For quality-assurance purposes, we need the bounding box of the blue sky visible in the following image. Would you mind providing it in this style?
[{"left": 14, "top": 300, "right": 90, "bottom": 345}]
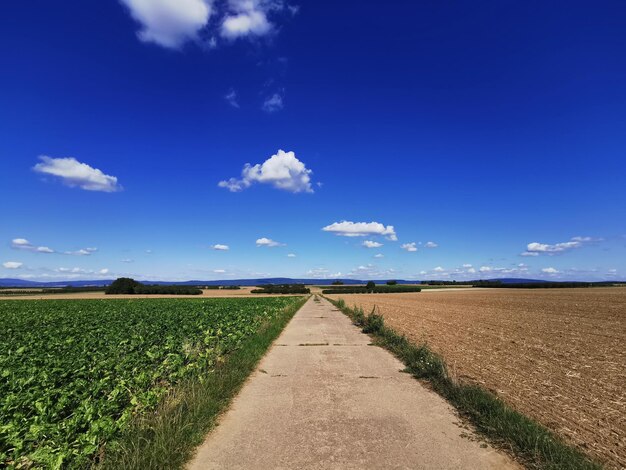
[{"left": 1, "top": 0, "right": 625, "bottom": 282}]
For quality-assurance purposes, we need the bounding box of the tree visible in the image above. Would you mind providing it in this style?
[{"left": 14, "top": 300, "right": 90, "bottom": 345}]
[
  {"left": 366, "top": 281, "right": 376, "bottom": 290},
  {"left": 331, "top": 280, "right": 344, "bottom": 285},
  {"left": 105, "top": 277, "right": 140, "bottom": 294},
  {"left": 386, "top": 280, "right": 397, "bottom": 285}
]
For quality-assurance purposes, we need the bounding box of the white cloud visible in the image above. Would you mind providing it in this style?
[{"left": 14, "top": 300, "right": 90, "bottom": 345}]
[
  {"left": 121, "top": 259, "right": 134, "bottom": 263},
  {"left": 479, "top": 266, "right": 492, "bottom": 273},
  {"left": 424, "top": 241, "right": 438, "bottom": 248},
  {"left": 213, "top": 269, "right": 226, "bottom": 273},
  {"left": 401, "top": 242, "right": 417, "bottom": 252},
  {"left": 212, "top": 244, "right": 230, "bottom": 251},
  {"left": 99, "top": 268, "right": 110, "bottom": 275},
  {"left": 3, "top": 261, "right": 22, "bottom": 269},
  {"left": 362, "top": 240, "right": 383, "bottom": 249},
  {"left": 467, "top": 267, "right": 476, "bottom": 274},
  {"left": 224, "top": 89, "right": 240, "bottom": 108},
  {"left": 262, "top": 93, "right": 284, "bottom": 112},
  {"left": 64, "top": 248, "right": 97, "bottom": 256},
  {"left": 219, "top": 149, "right": 314, "bottom": 193},
  {"left": 462, "top": 263, "right": 473, "bottom": 268},
  {"left": 542, "top": 267, "right": 559, "bottom": 274},
  {"left": 33, "top": 156, "right": 121, "bottom": 192},
  {"left": 287, "top": 253, "right": 296, "bottom": 257},
  {"left": 256, "top": 237, "right": 284, "bottom": 247},
  {"left": 374, "top": 253, "right": 384, "bottom": 258},
  {"left": 433, "top": 266, "right": 445, "bottom": 272},
  {"left": 523, "top": 236, "right": 600, "bottom": 256},
  {"left": 222, "top": 10, "right": 270, "bottom": 38},
  {"left": 11, "top": 238, "right": 55, "bottom": 254},
  {"left": 221, "top": 0, "right": 279, "bottom": 39},
  {"left": 120, "top": 0, "right": 213, "bottom": 49},
  {"left": 322, "top": 221, "right": 397, "bottom": 240}
]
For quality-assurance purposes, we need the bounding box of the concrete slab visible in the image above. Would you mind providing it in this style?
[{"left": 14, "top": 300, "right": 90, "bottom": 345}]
[{"left": 187, "top": 297, "right": 518, "bottom": 469}]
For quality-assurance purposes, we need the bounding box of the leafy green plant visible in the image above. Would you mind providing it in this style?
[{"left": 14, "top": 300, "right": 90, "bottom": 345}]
[{"left": 0, "top": 297, "right": 303, "bottom": 468}]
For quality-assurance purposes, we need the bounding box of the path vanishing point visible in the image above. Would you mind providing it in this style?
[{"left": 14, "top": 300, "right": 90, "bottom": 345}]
[{"left": 188, "top": 296, "right": 518, "bottom": 469}]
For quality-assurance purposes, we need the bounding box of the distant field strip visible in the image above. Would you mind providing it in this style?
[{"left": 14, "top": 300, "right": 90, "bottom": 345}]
[
  {"left": 0, "top": 297, "right": 304, "bottom": 468},
  {"left": 326, "top": 288, "right": 626, "bottom": 468}
]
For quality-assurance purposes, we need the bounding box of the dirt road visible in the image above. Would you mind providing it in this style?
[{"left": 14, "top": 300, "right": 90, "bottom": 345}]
[{"left": 187, "top": 296, "right": 516, "bottom": 469}]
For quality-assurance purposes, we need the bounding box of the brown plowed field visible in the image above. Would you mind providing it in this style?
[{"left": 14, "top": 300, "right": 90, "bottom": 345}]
[{"left": 326, "top": 288, "right": 626, "bottom": 468}]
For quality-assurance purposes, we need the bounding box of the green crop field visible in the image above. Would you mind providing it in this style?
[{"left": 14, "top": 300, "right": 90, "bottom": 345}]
[{"left": 0, "top": 297, "right": 304, "bottom": 468}]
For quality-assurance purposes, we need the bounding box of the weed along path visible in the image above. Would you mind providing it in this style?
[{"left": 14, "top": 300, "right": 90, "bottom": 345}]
[{"left": 187, "top": 297, "right": 517, "bottom": 469}]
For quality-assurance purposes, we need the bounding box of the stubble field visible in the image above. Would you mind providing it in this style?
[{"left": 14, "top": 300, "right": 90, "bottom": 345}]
[{"left": 326, "top": 287, "right": 626, "bottom": 468}]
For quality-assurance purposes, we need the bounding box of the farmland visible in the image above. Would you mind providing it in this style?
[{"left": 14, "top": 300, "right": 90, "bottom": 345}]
[
  {"left": 0, "top": 296, "right": 305, "bottom": 468},
  {"left": 325, "top": 287, "right": 626, "bottom": 468}
]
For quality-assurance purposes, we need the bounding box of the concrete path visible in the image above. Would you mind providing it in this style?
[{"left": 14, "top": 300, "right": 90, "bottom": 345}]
[{"left": 188, "top": 297, "right": 517, "bottom": 469}]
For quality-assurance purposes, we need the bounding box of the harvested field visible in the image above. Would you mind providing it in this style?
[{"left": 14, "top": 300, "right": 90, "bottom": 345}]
[{"left": 326, "top": 287, "right": 626, "bottom": 468}]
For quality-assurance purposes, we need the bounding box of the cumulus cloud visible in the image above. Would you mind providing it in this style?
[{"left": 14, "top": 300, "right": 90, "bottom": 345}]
[
  {"left": 11, "top": 238, "right": 55, "bottom": 254},
  {"left": 224, "top": 89, "right": 239, "bottom": 108},
  {"left": 219, "top": 149, "right": 314, "bottom": 193},
  {"left": 33, "top": 156, "right": 121, "bottom": 192},
  {"left": 467, "top": 267, "right": 476, "bottom": 274},
  {"left": 220, "top": 0, "right": 283, "bottom": 39},
  {"left": 401, "top": 242, "right": 417, "bottom": 252},
  {"left": 3, "top": 261, "right": 22, "bottom": 269},
  {"left": 433, "top": 266, "right": 445, "bottom": 272},
  {"left": 99, "top": 268, "right": 110, "bottom": 275},
  {"left": 479, "top": 266, "right": 492, "bottom": 273},
  {"left": 256, "top": 237, "right": 284, "bottom": 247},
  {"left": 120, "top": 0, "right": 213, "bottom": 49},
  {"left": 212, "top": 244, "right": 230, "bottom": 251},
  {"left": 213, "top": 269, "right": 226, "bottom": 273},
  {"left": 262, "top": 93, "right": 284, "bottom": 112},
  {"left": 374, "top": 253, "right": 384, "bottom": 258},
  {"left": 287, "top": 253, "right": 296, "bottom": 257},
  {"left": 541, "top": 267, "right": 559, "bottom": 274},
  {"left": 521, "top": 236, "right": 600, "bottom": 256},
  {"left": 322, "top": 221, "right": 397, "bottom": 240},
  {"left": 362, "top": 240, "right": 383, "bottom": 249},
  {"left": 424, "top": 241, "right": 438, "bottom": 248},
  {"left": 462, "top": 263, "right": 473, "bottom": 268},
  {"left": 222, "top": 10, "right": 270, "bottom": 38}
]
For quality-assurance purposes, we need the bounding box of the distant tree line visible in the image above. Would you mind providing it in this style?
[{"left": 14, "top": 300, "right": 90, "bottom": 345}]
[
  {"left": 421, "top": 280, "right": 467, "bottom": 285},
  {"left": 472, "top": 280, "right": 618, "bottom": 289},
  {"left": 251, "top": 284, "right": 310, "bottom": 294},
  {"left": 323, "top": 282, "right": 421, "bottom": 294},
  {"left": 105, "top": 278, "right": 202, "bottom": 295},
  {"left": 42, "top": 286, "right": 107, "bottom": 293},
  {"left": 201, "top": 285, "right": 241, "bottom": 290}
]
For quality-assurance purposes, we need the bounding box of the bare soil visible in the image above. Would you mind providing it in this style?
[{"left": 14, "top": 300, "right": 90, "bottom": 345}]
[{"left": 326, "top": 287, "right": 626, "bottom": 468}]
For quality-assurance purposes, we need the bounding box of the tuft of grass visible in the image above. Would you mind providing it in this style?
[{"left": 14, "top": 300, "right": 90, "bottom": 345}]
[
  {"left": 325, "top": 297, "right": 602, "bottom": 470},
  {"left": 99, "top": 297, "right": 308, "bottom": 470}
]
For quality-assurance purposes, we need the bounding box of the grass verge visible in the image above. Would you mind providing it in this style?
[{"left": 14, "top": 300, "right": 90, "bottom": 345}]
[
  {"left": 325, "top": 297, "right": 602, "bottom": 470},
  {"left": 99, "top": 296, "right": 308, "bottom": 469}
]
